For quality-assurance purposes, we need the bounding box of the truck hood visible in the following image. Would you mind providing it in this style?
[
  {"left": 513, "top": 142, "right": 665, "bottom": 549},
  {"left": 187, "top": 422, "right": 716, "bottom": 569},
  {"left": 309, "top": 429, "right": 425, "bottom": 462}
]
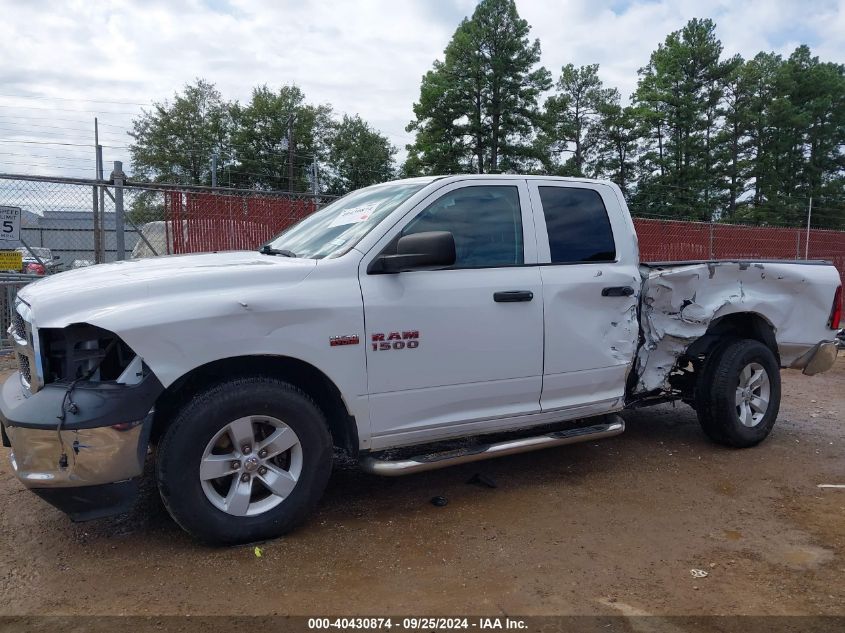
[{"left": 18, "top": 251, "right": 317, "bottom": 328}]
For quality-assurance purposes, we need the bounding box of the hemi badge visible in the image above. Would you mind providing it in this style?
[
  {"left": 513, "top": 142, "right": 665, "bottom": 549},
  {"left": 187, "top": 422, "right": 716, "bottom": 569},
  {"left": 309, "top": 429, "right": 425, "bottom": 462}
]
[{"left": 329, "top": 335, "right": 360, "bottom": 347}]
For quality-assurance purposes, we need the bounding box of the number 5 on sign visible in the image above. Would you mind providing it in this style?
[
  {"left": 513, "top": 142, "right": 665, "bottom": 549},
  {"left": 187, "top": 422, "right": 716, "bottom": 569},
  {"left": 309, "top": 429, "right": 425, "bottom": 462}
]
[{"left": 0, "top": 206, "right": 20, "bottom": 241}]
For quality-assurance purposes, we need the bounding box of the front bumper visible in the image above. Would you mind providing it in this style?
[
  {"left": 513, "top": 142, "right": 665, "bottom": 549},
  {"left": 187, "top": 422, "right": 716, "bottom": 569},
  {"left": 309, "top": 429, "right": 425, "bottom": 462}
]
[{"left": 0, "top": 370, "right": 163, "bottom": 520}]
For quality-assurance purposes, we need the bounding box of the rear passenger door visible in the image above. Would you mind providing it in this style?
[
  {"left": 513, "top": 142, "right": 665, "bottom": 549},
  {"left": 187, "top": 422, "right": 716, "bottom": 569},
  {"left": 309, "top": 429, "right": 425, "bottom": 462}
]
[{"left": 527, "top": 181, "right": 640, "bottom": 413}]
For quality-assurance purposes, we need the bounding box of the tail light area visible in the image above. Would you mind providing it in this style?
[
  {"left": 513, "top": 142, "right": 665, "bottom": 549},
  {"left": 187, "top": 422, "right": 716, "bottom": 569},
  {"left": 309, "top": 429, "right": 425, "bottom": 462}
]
[{"left": 829, "top": 285, "right": 842, "bottom": 330}]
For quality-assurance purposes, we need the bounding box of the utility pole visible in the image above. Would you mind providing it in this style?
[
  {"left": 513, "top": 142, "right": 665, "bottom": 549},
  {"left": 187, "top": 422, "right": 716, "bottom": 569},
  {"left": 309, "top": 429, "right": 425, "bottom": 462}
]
[
  {"left": 92, "top": 118, "right": 101, "bottom": 264},
  {"left": 211, "top": 152, "right": 218, "bottom": 188},
  {"left": 97, "top": 144, "right": 105, "bottom": 263},
  {"left": 287, "top": 115, "right": 295, "bottom": 193},
  {"left": 111, "top": 161, "right": 126, "bottom": 261},
  {"left": 805, "top": 196, "right": 813, "bottom": 260},
  {"left": 312, "top": 156, "right": 319, "bottom": 196}
]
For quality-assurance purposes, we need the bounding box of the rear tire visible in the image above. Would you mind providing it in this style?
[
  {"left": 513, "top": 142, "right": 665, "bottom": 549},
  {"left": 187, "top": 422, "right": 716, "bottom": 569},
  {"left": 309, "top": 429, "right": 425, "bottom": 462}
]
[
  {"left": 156, "top": 376, "right": 333, "bottom": 545},
  {"left": 695, "top": 338, "right": 781, "bottom": 448}
]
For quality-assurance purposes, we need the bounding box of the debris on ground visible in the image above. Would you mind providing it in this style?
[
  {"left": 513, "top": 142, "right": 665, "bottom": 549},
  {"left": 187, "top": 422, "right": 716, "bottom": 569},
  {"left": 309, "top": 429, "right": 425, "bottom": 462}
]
[
  {"left": 430, "top": 496, "right": 449, "bottom": 507},
  {"left": 817, "top": 484, "right": 845, "bottom": 489},
  {"left": 690, "top": 569, "right": 709, "bottom": 578}
]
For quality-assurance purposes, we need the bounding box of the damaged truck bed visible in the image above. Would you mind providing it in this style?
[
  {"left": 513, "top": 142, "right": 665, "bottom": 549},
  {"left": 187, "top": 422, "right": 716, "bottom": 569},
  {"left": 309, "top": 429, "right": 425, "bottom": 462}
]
[{"left": 634, "top": 259, "right": 841, "bottom": 396}]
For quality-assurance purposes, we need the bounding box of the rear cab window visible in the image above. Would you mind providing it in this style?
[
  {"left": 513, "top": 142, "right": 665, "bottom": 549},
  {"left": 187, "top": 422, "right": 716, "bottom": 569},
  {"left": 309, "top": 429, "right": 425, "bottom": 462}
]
[{"left": 536, "top": 186, "right": 616, "bottom": 264}]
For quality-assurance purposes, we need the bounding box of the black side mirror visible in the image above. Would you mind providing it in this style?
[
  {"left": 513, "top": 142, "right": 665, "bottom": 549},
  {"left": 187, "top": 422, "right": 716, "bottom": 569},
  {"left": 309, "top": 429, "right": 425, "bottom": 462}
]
[{"left": 372, "top": 231, "right": 456, "bottom": 273}]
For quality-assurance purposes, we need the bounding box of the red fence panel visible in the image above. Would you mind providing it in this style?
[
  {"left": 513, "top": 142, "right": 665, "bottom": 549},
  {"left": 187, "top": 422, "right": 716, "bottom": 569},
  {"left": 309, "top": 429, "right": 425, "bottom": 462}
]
[
  {"left": 161, "top": 192, "right": 845, "bottom": 288},
  {"left": 712, "top": 223, "right": 802, "bottom": 260},
  {"left": 164, "top": 191, "right": 318, "bottom": 255},
  {"left": 632, "top": 218, "right": 711, "bottom": 261},
  {"left": 807, "top": 228, "right": 845, "bottom": 288},
  {"left": 634, "top": 217, "right": 845, "bottom": 287}
]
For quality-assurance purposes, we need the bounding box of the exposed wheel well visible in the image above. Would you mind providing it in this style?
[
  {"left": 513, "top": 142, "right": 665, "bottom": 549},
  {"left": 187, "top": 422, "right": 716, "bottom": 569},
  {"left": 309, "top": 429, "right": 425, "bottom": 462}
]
[
  {"left": 669, "top": 312, "right": 779, "bottom": 404},
  {"left": 150, "top": 356, "right": 358, "bottom": 456},
  {"left": 684, "top": 312, "right": 779, "bottom": 363}
]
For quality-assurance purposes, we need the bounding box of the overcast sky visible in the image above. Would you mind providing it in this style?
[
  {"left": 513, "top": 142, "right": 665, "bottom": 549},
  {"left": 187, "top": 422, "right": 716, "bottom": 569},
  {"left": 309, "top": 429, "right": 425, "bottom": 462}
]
[{"left": 1, "top": 0, "right": 844, "bottom": 178}]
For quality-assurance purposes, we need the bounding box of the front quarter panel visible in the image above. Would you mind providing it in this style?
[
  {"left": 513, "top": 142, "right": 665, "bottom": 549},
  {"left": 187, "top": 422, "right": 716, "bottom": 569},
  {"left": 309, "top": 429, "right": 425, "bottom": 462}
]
[{"left": 47, "top": 256, "right": 372, "bottom": 447}]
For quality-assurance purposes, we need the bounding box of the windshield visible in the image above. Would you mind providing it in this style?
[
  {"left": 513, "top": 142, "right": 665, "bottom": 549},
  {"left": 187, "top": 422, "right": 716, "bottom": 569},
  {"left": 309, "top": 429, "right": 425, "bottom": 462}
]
[{"left": 263, "top": 182, "right": 426, "bottom": 259}]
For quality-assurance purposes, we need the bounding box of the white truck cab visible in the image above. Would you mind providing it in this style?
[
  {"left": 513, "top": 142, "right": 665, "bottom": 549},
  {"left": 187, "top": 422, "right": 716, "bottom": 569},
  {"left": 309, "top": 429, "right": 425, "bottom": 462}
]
[{"left": 2, "top": 175, "right": 840, "bottom": 544}]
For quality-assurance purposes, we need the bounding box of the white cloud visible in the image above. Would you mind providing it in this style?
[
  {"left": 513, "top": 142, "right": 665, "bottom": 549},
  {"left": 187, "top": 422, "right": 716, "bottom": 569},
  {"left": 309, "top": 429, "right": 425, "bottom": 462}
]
[{"left": 0, "top": 0, "right": 842, "bottom": 177}]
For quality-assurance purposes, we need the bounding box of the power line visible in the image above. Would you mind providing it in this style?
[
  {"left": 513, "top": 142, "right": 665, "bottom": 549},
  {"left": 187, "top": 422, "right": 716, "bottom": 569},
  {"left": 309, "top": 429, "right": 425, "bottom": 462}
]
[
  {"left": 0, "top": 103, "right": 140, "bottom": 116},
  {"left": 0, "top": 93, "right": 152, "bottom": 106},
  {"left": 0, "top": 138, "right": 127, "bottom": 149},
  {"left": 0, "top": 113, "right": 131, "bottom": 129},
  {"left": 0, "top": 150, "right": 92, "bottom": 162}
]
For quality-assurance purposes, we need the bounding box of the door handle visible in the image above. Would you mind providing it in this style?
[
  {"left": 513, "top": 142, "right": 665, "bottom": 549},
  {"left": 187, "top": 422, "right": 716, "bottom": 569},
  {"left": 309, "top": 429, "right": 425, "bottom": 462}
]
[
  {"left": 601, "top": 286, "right": 635, "bottom": 297},
  {"left": 494, "top": 290, "right": 534, "bottom": 303}
]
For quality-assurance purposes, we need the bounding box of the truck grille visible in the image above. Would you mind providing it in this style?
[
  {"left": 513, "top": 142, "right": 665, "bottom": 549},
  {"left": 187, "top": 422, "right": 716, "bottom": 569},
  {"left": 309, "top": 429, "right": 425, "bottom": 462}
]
[
  {"left": 17, "top": 351, "right": 30, "bottom": 385},
  {"left": 9, "top": 301, "right": 38, "bottom": 392},
  {"left": 12, "top": 311, "right": 25, "bottom": 339}
]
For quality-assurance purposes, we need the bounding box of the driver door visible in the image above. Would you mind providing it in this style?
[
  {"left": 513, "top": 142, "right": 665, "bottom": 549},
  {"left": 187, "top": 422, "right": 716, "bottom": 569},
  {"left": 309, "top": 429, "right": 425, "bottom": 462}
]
[{"left": 358, "top": 179, "right": 544, "bottom": 448}]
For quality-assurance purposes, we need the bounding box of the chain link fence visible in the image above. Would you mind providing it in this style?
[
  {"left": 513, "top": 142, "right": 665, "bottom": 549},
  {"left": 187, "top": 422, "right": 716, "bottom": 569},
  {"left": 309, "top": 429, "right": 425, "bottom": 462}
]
[
  {"left": 0, "top": 173, "right": 337, "bottom": 262},
  {"left": 0, "top": 174, "right": 139, "bottom": 269}
]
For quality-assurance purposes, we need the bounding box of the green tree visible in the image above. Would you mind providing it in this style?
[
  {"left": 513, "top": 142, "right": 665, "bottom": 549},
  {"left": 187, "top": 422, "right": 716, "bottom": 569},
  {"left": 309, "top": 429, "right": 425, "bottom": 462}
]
[
  {"left": 324, "top": 114, "right": 396, "bottom": 195},
  {"left": 767, "top": 47, "right": 845, "bottom": 226},
  {"left": 743, "top": 52, "right": 783, "bottom": 213},
  {"left": 129, "top": 79, "right": 232, "bottom": 185},
  {"left": 713, "top": 56, "right": 755, "bottom": 218},
  {"left": 406, "top": 0, "right": 551, "bottom": 174},
  {"left": 731, "top": 47, "right": 845, "bottom": 227},
  {"left": 538, "top": 64, "right": 618, "bottom": 176},
  {"left": 593, "top": 102, "right": 639, "bottom": 196},
  {"left": 631, "top": 18, "right": 736, "bottom": 219},
  {"left": 230, "top": 85, "right": 333, "bottom": 191},
  {"left": 403, "top": 60, "right": 468, "bottom": 176}
]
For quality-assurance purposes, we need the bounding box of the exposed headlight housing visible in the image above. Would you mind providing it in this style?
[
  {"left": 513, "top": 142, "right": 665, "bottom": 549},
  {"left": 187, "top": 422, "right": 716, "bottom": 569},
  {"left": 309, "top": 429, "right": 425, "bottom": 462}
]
[{"left": 39, "top": 324, "right": 138, "bottom": 384}]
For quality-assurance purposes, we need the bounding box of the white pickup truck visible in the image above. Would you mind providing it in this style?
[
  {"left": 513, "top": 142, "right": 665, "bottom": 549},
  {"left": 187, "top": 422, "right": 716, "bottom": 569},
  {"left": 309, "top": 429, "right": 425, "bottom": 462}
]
[{"left": 2, "top": 175, "right": 841, "bottom": 544}]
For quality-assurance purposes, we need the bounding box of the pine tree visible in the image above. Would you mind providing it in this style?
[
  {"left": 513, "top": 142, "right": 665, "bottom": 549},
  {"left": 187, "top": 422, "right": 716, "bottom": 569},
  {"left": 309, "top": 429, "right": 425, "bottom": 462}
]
[
  {"left": 538, "top": 64, "right": 619, "bottom": 176},
  {"left": 405, "top": 0, "right": 550, "bottom": 174},
  {"left": 631, "top": 18, "right": 735, "bottom": 219}
]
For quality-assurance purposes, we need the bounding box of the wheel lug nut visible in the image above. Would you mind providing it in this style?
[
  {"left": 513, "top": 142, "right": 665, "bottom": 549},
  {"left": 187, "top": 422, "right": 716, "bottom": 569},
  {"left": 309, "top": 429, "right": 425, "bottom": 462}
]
[
  {"left": 258, "top": 449, "right": 268, "bottom": 458},
  {"left": 231, "top": 460, "right": 240, "bottom": 469},
  {"left": 242, "top": 445, "right": 252, "bottom": 455},
  {"left": 258, "top": 466, "right": 267, "bottom": 475},
  {"left": 241, "top": 473, "right": 250, "bottom": 482}
]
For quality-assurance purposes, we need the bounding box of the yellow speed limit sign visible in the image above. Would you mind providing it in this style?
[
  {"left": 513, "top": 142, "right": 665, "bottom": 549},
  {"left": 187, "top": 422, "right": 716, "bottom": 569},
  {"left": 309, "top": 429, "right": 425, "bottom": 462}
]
[{"left": 0, "top": 250, "right": 22, "bottom": 271}]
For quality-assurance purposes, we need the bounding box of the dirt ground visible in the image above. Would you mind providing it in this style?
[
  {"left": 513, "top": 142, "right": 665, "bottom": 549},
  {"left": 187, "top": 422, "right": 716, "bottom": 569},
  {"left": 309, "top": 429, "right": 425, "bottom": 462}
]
[{"left": 0, "top": 359, "right": 842, "bottom": 618}]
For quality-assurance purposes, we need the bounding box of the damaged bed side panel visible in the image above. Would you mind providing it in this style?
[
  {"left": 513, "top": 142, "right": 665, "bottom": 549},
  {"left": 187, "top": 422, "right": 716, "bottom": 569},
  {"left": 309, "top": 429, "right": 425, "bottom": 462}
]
[{"left": 633, "top": 260, "right": 841, "bottom": 394}]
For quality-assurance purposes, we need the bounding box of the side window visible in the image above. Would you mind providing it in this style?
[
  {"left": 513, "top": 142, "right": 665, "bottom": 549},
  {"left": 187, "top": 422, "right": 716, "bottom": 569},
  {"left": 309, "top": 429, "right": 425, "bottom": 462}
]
[
  {"left": 538, "top": 187, "right": 616, "bottom": 263},
  {"left": 402, "top": 185, "right": 523, "bottom": 268}
]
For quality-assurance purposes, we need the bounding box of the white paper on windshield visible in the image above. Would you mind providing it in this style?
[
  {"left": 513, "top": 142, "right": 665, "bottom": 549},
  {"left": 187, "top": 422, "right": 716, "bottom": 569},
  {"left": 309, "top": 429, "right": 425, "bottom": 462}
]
[{"left": 329, "top": 202, "right": 380, "bottom": 228}]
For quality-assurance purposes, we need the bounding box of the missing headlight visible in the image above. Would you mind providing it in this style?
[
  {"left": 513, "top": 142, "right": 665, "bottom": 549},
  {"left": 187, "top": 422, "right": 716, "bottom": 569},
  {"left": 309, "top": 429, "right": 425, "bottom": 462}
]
[{"left": 40, "top": 324, "right": 137, "bottom": 384}]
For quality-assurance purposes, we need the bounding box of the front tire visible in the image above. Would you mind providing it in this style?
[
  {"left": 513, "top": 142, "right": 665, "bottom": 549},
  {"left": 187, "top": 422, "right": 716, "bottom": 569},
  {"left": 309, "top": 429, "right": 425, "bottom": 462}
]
[
  {"left": 156, "top": 377, "right": 333, "bottom": 544},
  {"left": 695, "top": 338, "right": 781, "bottom": 448}
]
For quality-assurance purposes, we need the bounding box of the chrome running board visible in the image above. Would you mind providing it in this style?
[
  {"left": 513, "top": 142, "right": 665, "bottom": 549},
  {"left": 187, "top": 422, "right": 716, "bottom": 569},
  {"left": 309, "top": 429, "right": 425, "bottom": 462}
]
[{"left": 360, "top": 416, "right": 625, "bottom": 477}]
